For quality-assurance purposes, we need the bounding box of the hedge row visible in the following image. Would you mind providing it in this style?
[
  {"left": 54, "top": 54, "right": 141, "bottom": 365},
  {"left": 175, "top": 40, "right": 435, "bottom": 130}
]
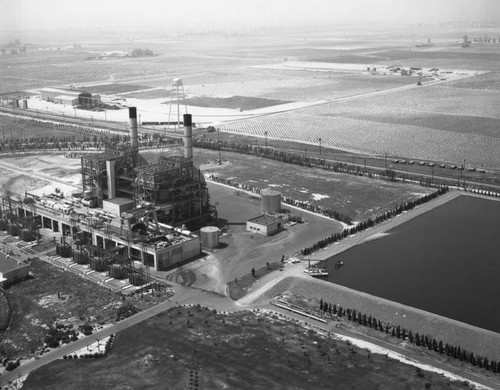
[{"left": 319, "top": 299, "right": 500, "bottom": 373}]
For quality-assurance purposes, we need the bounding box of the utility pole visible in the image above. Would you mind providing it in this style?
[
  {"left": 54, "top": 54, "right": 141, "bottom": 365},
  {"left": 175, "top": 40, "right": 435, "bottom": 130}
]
[
  {"left": 264, "top": 131, "right": 268, "bottom": 150},
  {"left": 217, "top": 128, "right": 221, "bottom": 165},
  {"left": 318, "top": 138, "right": 322, "bottom": 155}
]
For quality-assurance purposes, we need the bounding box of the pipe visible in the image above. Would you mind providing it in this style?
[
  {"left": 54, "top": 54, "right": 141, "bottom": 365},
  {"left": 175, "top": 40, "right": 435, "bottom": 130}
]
[
  {"left": 129, "top": 107, "right": 138, "bottom": 150},
  {"left": 183, "top": 113, "right": 193, "bottom": 159}
]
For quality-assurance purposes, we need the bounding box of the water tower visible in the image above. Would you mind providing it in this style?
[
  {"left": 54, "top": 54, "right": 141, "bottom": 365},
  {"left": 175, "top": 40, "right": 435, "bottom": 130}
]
[{"left": 168, "top": 78, "right": 188, "bottom": 132}]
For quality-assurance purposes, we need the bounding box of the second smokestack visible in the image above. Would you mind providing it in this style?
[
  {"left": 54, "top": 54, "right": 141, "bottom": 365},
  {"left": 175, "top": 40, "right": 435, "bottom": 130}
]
[
  {"left": 183, "top": 113, "right": 193, "bottom": 160},
  {"left": 129, "top": 107, "right": 138, "bottom": 150}
]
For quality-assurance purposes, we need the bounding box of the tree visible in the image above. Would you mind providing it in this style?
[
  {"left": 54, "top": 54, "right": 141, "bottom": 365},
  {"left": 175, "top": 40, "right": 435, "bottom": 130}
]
[
  {"left": 319, "top": 298, "right": 324, "bottom": 311},
  {"left": 251, "top": 267, "right": 256, "bottom": 277}
]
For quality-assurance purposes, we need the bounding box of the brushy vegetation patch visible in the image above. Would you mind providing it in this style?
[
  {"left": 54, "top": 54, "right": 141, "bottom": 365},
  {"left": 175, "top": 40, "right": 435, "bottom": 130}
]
[
  {"left": 23, "top": 306, "right": 472, "bottom": 390},
  {"left": 0, "top": 258, "right": 119, "bottom": 359},
  {"left": 0, "top": 258, "right": 170, "bottom": 360}
]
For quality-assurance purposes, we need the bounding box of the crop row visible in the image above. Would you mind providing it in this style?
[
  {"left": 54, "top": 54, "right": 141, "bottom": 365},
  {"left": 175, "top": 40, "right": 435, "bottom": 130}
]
[{"left": 221, "top": 112, "right": 500, "bottom": 168}]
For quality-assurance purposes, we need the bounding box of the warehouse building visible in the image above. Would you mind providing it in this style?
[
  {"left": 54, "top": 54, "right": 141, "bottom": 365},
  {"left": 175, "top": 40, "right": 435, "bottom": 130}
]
[{"left": 40, "top": 87, "right": 97, "bottom": 106}]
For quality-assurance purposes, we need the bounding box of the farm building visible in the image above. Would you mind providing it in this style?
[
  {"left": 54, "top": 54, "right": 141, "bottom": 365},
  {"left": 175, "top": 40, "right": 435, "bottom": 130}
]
[
  {"left": 247, "top": 214, "right": 283, "bottom": 236},
  {"left": 40, "top": 87, "right": 98, "bottom": 106},
  {"left": 0, "top": 254, "right": 28, "bottom": 287}
]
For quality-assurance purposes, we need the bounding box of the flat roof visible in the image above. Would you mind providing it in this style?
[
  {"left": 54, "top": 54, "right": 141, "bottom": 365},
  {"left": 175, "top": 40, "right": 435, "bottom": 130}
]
[
  {"left": 0, "top": 254, "right": 28, "bottom": 274},
  {"left": 248, "top": 214, "right": 282, "bottom": 226},
  {"left": 41, "top": 87, "right": 86, "bottom": 94},
  {"left": 104, "top": 197, "right": 135, "bottom": 206},
  {"left": 54, "top": 95, "right": 79, "bottom": 101}
]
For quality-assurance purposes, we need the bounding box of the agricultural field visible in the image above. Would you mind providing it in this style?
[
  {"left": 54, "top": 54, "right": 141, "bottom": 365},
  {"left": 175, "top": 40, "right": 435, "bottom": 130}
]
[
  {"left": 23, "top": 306, "right": 472, "bottom": 390},
  {"left": 445, "top": 71, "right": 500, "bottom": 91},
  {"left": 2, "top": 25, "right": 500, "bottom": 173},
  {"left": 79, "top": 84, "right": 151, "bottom": 95},
  {"left": 219, "top": 109, "right": 500, "bottom": 169}
]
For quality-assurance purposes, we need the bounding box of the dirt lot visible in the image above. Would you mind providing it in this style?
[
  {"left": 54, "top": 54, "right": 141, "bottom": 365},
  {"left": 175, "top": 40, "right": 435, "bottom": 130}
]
[
  {"left": 23, "top": 306, "right": 472, "bottom": 390},
  {"left": 196, "top": 149, "right": 433, "bottom": 222}
]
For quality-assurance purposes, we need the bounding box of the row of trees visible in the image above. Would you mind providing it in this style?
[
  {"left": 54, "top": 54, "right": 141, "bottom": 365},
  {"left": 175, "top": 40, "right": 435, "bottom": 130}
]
[
  {"left": 301, "top": 187, "right": 449, "bottom": 256},
  {"left": 0, "top": 117, "right": 182, "bottom": 153},
  {"left": 194, "top": 137, "right": 500, "bottom": 196},
  {"left": 319, "top": 299, "right": 500, "bottom": 373}
]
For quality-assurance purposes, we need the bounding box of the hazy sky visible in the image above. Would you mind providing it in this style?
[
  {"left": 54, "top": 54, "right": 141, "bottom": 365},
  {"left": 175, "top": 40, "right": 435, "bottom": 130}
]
[{"left": 1, "top": 0, "right": 499, "bottom": 32}]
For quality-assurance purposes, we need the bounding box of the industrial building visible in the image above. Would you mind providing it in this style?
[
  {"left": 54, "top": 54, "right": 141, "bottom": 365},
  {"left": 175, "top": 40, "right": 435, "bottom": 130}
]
[
  {"left": 246, "top": 189, "right": 284, "bottom": 236},
  {"left": 1, "top": 109, "right": 216, "bottom": 275},
  {"left": 246, "top": 214, "right": 283, "bottom": 236},
  {"left": 0, "top": 254, "right": 29, "bottom": 287},
  {"left": 40, "top": 87, "right": 98, "bottom": 106}
]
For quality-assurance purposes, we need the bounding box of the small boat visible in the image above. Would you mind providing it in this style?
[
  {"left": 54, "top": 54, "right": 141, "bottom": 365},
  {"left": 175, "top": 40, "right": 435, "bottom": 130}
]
[
  {"left": 303, "top": 267, "right": 328, "bottom": 277},
  {"left": 335, "top": 260, "right": 344, "bottom": 268}
]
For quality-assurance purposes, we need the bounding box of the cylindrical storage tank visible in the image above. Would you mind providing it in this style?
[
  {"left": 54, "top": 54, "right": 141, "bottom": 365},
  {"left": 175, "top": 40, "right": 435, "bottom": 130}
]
[
  {"left": 108, "top": 264, "right": 128, "bottom": 279},
  {"left": 90, "top": 258, "right": 107, "bottom": 272},
  {"left": 56, "top": 244, "right": 72, "bottom": 258},
  {"left": 200, "top": 226, "right": 220, "bottom": 249},
  {"left": 261, "top": 189, "right": 281, "bottom": 214},
  {"left": 73, "top": 250, "right": 89, "bottom": 264},
  {"left": 7, "top": 224, "right": 20, "bottom": 237},
  {"left": 20, "top": 228, "right": 35, "bottom": 242}
]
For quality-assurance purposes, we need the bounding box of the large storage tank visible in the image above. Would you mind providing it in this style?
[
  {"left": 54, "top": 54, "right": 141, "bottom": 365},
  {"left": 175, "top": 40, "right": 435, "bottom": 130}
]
[
  {"left": 261, "top": 189, "right": 281, "bottom": 214},
  {"left": 200, "top": 226, "right": 220, "bottom": 249}
]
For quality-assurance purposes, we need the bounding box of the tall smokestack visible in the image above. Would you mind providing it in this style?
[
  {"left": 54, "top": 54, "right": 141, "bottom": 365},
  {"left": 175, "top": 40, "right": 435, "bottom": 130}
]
[
  {"left": 129, "top": 107, "right": 138, "bottom": 150},
  {"left": 183, "top": 113, "right": 193, "bottom": 160}
]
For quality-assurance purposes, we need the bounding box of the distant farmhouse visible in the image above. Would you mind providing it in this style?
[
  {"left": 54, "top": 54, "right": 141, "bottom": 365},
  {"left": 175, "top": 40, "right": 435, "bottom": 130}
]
[
  {"left": 40, "top": 87, "right": 99, "bottom": 107},
  {"left": 0, "top": 254, "right": 28, "bottom": 287}
]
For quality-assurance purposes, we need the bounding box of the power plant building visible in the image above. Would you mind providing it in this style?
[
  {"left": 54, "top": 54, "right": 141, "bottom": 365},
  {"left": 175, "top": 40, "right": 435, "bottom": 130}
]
[{"left": 2, "top": 109, "right": 216, "bottom": 273}]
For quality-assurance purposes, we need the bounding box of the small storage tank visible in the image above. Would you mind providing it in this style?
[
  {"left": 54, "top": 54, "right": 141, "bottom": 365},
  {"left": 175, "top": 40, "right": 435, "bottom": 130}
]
[
  {"left": 261, "top": 189, "right": 281, "bottom": 214},
  {"left": 200, "top": 226, "right": 220, "bottom": 249}
]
